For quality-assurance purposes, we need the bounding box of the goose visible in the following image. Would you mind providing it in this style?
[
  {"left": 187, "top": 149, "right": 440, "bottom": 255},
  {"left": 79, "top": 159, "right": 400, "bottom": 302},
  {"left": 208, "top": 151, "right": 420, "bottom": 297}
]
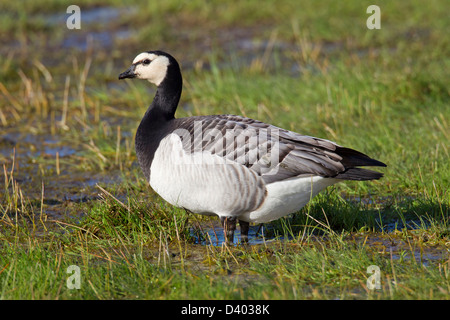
[{"left": 118, "top": 50, "right": 386, "bottom": 244}]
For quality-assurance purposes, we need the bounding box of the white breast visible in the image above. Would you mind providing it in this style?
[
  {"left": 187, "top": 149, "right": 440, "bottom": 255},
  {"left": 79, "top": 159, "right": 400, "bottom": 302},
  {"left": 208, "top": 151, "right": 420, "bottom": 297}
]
[{"left": 149, "top": 134, "right": 267, "bottom": 217}]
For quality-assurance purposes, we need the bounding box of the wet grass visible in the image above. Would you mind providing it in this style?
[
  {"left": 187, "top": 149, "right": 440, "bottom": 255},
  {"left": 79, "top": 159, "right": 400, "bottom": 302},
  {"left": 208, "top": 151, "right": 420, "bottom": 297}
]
[{"left": 1, "top": 0, "right": 449, "bottom": 301}]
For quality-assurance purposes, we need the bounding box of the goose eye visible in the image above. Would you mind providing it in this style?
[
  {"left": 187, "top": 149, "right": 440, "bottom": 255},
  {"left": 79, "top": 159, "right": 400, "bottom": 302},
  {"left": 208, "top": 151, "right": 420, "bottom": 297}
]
[{"left": 143, "top": 59, "right": 151, "bottom": 65}]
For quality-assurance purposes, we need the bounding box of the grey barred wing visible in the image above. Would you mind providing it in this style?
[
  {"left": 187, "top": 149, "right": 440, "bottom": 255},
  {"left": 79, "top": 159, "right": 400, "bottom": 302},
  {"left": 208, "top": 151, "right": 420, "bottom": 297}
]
[{"left": 171, "top": 114, "right": 367, "bottom": 183}]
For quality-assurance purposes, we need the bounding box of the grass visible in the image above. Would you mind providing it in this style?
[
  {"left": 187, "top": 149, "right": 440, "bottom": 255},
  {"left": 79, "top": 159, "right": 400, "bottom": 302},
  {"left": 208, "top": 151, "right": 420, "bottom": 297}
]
[
  {"left": 1, "top": 200, "right": 449, "bottom": 299},
  {"left": 0, "top": 0, "right": 449, "bottom": 302}
]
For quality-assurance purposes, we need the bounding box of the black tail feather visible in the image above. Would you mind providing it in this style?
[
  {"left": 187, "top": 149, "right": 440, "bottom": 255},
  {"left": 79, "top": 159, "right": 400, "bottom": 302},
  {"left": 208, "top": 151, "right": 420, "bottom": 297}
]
[
  {"left": 334, "top": 168, "right": 384, "bottom": 181},
  {"left": 336, "top": 147, "right": 387, "bottom": 168}
]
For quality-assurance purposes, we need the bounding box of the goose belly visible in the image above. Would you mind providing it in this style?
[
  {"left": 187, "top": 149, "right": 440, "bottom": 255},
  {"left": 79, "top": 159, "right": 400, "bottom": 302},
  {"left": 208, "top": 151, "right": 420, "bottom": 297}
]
[{"left": 241, "top": 176, "right": 338, "bottom": 223}]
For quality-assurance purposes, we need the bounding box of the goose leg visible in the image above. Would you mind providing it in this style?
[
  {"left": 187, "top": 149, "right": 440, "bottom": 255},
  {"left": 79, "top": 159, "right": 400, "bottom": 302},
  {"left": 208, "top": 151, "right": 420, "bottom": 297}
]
[
  {"left": 239, "top": 220, "right": 249, "bottom": 244},
  {"left": 220, "top": 216, "right": 236, "bottom": 245}
]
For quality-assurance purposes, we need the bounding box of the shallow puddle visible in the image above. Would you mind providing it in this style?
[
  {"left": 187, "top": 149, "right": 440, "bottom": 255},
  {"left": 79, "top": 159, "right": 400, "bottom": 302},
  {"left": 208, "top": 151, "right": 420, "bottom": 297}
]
[
  {"left": 191, "top": 224, "right": 279, "bottom": 246},
  {"left": 355, "top": 234, "right": 449, "bottom": 265}
]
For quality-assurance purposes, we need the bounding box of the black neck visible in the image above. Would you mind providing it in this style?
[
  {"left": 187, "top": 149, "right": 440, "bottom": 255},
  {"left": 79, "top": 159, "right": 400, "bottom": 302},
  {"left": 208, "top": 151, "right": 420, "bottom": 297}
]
[
  {"left": 135, "top": 58, "right": 183, "bottom": 180},
  {"left": 146, "top": 82, "right": 182, "bottom": 121}
]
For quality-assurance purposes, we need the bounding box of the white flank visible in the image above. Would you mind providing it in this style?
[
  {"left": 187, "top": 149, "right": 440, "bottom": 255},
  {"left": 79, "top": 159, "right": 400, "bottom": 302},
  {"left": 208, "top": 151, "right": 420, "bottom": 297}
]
[
  {"left": 150, "top": 134, "right": 339, "bottom": 223},
  {"left": 241, "top": 176, "right": 338, "bottom": 223}
]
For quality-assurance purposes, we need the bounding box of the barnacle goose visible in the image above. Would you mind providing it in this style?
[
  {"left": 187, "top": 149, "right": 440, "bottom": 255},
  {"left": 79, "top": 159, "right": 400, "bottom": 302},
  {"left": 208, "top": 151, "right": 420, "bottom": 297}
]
[{"left": 119, "top": 50, "right": 386, "bottom": 244}]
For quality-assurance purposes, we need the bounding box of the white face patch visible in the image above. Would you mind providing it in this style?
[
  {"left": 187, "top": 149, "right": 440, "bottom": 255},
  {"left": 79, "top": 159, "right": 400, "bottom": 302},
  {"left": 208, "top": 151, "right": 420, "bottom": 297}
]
[{"left": 132, "top": 52, "right": 170, "bottom": 86}]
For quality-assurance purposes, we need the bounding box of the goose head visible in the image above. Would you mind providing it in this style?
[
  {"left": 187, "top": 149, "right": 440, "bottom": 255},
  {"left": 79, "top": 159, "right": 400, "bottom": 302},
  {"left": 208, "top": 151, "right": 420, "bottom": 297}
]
[{"left": 119, "top": 51, "right": 174, "bottom": 86}]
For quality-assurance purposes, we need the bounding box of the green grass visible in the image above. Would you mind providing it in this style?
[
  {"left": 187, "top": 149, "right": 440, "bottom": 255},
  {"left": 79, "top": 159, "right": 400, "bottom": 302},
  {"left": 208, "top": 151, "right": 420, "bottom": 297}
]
[
  {"left": 1, "top": 205, "right": 449, "bottom": 299},
  {"left": 1, "top": 0, "right": 449, "bottom": 301}
]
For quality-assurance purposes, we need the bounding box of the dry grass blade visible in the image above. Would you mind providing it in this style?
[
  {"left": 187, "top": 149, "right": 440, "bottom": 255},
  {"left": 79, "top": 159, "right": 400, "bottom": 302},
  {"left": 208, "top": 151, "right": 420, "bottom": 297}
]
[
  {"left": 95, "top": 184, "right": 129, "bottom": 211},
  {"left": 0, "top": 82, "right": 23, "bottom": 113}
]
